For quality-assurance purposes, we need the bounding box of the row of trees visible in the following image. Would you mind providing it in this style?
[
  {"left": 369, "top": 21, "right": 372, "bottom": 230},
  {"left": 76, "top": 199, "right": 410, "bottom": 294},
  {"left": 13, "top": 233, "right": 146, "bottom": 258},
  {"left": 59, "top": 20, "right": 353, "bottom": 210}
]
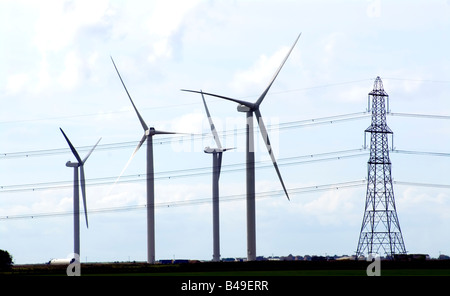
[{"left": 0, "top": 250, "right": 13, "bottom": 271}]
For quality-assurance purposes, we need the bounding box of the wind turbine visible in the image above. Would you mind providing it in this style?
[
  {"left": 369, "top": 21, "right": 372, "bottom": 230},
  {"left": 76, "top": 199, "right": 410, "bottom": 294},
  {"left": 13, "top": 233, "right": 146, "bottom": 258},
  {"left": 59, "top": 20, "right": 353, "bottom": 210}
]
[
  {"left": 182, "top": 33, "right": 300, "bottom": 261},
  {"left": 200, "top": 90, "right": 233, "bottom": 262},
  {"left": 60, "top": 128, "right": 101, "bottom": 261},
  {"left": 110, "top": 56, "right": 177, "bottom": 264}
]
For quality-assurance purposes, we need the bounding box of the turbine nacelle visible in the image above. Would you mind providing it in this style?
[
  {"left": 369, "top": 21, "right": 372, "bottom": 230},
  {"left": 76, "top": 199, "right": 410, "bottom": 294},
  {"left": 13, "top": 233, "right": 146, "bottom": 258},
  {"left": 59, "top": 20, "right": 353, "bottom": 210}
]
[
  {"left": 66, "top": 161, "right": 80, "bottom": 168},
  {"left": 204, "top": 146, "right": 219, "bottom": 153},
  {"left": 237, "top": 104, "right": 253, "bottom": 112},
  {"left": 204, "top": 146, "right": 233, "bottom": 154}
]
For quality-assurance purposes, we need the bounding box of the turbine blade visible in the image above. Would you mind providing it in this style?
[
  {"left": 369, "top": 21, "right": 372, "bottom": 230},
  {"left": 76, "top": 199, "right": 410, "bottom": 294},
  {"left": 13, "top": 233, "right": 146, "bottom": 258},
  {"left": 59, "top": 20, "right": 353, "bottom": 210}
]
[
  {"left": 217, "top": 152, "right": 223, "bottom": 180},
  {"left": 181, "top": 89, "right": 254, "bottom": 109},
  {"left": 111, "top": 56, "right": 149, "bottom": 131},
  {"left": 255, "top": 109, "right": 290, "bottom": 201},
  {"left": 153, "top": 130, "right": 178, "bottom": 135},
  {"left": 255, "top": 33, "right": 301, "bottom": 107},
  {"left": 201, "top": 90, "right": 222, "bottom": 149},
  {"left": 80, "top": 165, "right": 89, "bottom": 228},
  {"left": 112, "top": 133, "right": 147, "bottom": 188},
  {"left": 60, "top": 128, "right": 82, "bottom": 164},
  {"left": 82, "top": 137, "right": 102, "bottom": 164}
]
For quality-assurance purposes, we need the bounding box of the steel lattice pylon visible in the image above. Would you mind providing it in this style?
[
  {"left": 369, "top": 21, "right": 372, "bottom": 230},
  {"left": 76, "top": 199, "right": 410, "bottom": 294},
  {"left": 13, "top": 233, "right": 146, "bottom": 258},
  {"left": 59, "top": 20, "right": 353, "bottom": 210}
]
[{"left": 356, "top": 76, "right": 407, "bottom": 259}]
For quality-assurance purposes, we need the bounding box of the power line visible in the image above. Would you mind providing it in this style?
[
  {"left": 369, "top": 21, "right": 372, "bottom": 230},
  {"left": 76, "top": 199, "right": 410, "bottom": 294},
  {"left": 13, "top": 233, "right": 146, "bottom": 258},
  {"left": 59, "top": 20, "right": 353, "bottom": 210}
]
[
  {"left": 389, "top": 112, "right": 450, "bottom": 120},
  {"left": 0, "top": 180, "right": 368, "bottom": 221},
  {"left": 0, "top": 148, "right": 368, "bottom": 193},
  {"left": 3, "top": 178, "right": 450, "bottom": 221},
  {"left": 393, "top": 181, "right": 450, "bottom": 189},
  {"left": 383, "top": 77, "right": 450, "bottom": 84},
  {"left": 392, "top": 149, "right": 450, "bottom": 157},
  {"left": 2, "top": 111, "right": 449, "bottom": 160},
  {"left": 0, "top": 112, "right": 370, "bottom": 160},
  {"left": 244, "top": 78, "right": 375, "bottom": 97},
  {"left": 0, "top": 79, "right": 377, "bottom": 126},
  {"left": 1, "top": 77, "right": 445, "bottom": 127},
  {"left": 1, "top": 148, "right": 449, "bottom": 194}
]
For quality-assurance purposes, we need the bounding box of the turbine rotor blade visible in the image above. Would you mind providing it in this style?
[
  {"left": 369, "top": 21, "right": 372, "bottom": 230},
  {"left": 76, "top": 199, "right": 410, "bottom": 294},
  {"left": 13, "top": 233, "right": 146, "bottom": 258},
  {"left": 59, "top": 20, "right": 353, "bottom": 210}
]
[
  {"left": 110, "top": 56, "right": 149, "bottom": 131},
  {"left": 201, "top": 90, "right": 222, "bottom": 149},
  {"left": 82, "top": 137, "right": 102, "bottom": 164},
  {"left": 181, "top": 89, "right": 255, "bottom": 109},
  {"left": 217, "top": 152, "right": 223, "bottom": 180},
  {"left": 153, "top": 130, "right": 178, "bottom": 135},
  {"left": 80, "top": 165, "right": 89, "bottom": 228},
  {"left": 255, "top": 109, "right": 290, "bottom": 201},
  {"left": 60, "top": 128, "right": 82, "bottom": 164},
  {"left": 112, "top": 133, "right": 147, "bottom": 188},
  {"left": 255, "top": 33, "right": 301, "bottom": 107}
]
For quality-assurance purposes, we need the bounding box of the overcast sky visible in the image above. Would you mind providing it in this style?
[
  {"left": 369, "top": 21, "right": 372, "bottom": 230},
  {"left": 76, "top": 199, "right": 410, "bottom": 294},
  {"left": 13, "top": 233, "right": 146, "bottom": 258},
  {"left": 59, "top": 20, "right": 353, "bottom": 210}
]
[{"left": 1, "top": 0, "right": 450, "bottom": 264}]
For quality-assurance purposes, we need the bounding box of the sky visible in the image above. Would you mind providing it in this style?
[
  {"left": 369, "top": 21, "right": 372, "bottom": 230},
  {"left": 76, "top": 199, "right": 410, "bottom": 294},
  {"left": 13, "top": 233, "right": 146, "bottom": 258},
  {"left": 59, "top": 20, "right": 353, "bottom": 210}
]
[{"left": 1, "top": 0, "right": 450, "bottom": 264}]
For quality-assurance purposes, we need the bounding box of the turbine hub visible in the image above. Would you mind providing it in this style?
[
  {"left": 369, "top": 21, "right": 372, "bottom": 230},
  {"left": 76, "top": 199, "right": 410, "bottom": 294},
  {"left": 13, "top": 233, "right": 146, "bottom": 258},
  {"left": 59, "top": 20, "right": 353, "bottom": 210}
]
[
  {"left": 148, "top": 127, "right": 156, "bottom": 136},
  {"left": 204, "top": 147, "right": 217, "bottom": 153},
  {"left": 237, "top": 104, "right": 251, "bottom": 112},
  {"left": 204, "top": 147, "right": 227, "bottom": 153}
]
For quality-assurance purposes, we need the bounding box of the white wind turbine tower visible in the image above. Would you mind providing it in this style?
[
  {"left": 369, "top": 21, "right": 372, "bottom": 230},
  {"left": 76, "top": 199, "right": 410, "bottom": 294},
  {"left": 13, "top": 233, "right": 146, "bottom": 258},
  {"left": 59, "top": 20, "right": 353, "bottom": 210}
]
[
  {"left": 60, "top": 128, "right": 101, "bottom": 261},
  {"left": 182, "top": 33, "right": 301, "bottom": 261},
  {"left": 200, "top": 91, "right": 233, "bottom": 262},
  {"left": 110, "top": 57, "right": 178, "bottom": 264}
]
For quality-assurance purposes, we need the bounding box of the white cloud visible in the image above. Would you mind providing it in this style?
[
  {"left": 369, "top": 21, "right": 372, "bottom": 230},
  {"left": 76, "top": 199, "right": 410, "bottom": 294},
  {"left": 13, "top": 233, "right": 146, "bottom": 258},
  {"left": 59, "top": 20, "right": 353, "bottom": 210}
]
[
  {"left": 170, "top": 111, "right": 204, "bottom": 134},
  {"left": 33, "top": 0, "right": 112, "bottom": 53},
  {"left": 94, "top": 184, "right": 145, "bottom": 209},
  {"left": 317, "top": 32, "right": 347, "bottom": 80},
  {"left": 231, "top": 45, "right": 294, "bottom": 93},
  {"left": 291, "top": 188, "right": 360, "bottom": 226},
  {"left": 58, "top": 51, "right": 82, "bottom": 90},
  {"left": 34, "top": 57, "right": 52, "bottom": 94},
  {"left": 5, "top": 73, "right": 29, "bottom": 95},
  {"left": 338, "top": 85, "right": 370, "bottom": 104},
  {"left": 145, "top": 0, "right": 201, "bottom": 63}
]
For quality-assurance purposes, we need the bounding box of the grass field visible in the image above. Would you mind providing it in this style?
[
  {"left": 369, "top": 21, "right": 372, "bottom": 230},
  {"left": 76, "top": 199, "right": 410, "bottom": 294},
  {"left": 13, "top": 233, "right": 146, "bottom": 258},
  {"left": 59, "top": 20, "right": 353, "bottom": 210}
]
[
  {"left": 4, "top": 261, "right": 447, "bottom": 295},
  {"left": 83, "top": 269, "right": 450, "bottom": 276},
  {"left": 4, "top": 259, "right": 450, "bottom": 276}
]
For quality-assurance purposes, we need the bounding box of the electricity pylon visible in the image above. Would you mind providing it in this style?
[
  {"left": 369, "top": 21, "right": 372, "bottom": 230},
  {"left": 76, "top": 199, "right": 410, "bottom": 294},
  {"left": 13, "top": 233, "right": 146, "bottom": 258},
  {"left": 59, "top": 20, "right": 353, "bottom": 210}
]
[{"left": 356, "top": 76, "right": 407, "bottom": 259}]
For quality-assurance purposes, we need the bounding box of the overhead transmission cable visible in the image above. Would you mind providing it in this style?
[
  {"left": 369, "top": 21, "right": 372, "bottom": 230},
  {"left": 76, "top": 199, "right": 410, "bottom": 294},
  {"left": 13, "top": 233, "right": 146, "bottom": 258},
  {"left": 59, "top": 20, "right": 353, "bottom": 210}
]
[
  {"left": 1, "top": 148, "right": 449, "bottom": 194},
  {"left": 0, "top": 78, "right": 378, "bottom": 126},
  {"left": 2, "top": 111, "right": 449, "bottom": 160},
  {"left": 0, "top": 148, "right": 369, "bottom": 193},
  {"left": 389, "top": 112, "right": 450, "bottom": 120},
  {"left": 0, "top": 180, "right": 368, "bottom": 221},
  {"left": 0, "top": 112, "right": 371, "bottom": 159},
  {"left": 3, "top": 178, "right": 450, "bottom": 221}
]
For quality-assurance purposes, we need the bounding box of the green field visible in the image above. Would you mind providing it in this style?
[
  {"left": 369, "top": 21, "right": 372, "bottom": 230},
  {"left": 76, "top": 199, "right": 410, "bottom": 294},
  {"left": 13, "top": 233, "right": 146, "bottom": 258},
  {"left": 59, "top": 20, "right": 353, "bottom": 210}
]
[
  {"left": 4, "top": 260, "right": 447, "bottom": 295},
  {"left": 4, "top": 260, "right": 450, "bottom": 276}
]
